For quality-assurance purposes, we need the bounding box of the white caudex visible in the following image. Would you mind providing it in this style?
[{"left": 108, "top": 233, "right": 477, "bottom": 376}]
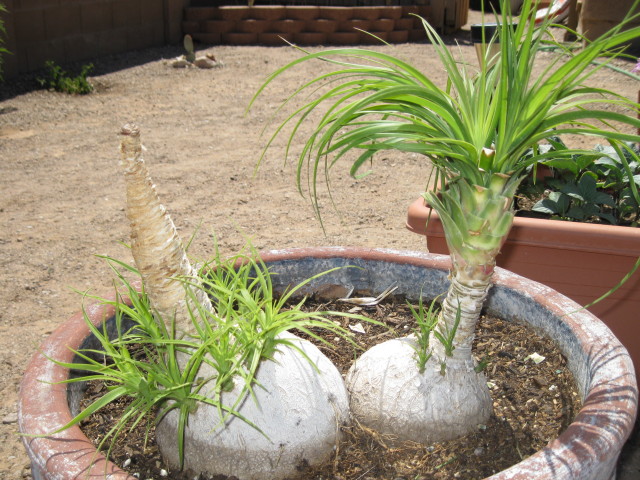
[
  {"left": 346, "top": 257, "right": 494, "bottom": 444},
  {"left": 156, "top": 332, "right": 350, "bottom": 480},
  {"left": 346, "top": 337, "right": 491, "bottom": 444}
]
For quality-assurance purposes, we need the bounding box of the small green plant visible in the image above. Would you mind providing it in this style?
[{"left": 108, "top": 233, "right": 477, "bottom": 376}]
[
  {"left": 0, "top": 2, "right": 9, "bottom": 81},
  {"left": 474, "top": 355, "right": 490, "bottom": 373},
  {"left": 594, "top": 145, "right": 640, "bottom": 225},
  {"left": 408, "top": 295, "right": 461, "bottom": 374},
  {"left": 38, "top": 244, "right": 362, "bottom": 468},
  {"left": 533, "top": 174, "right": 617, "bottom": 223},
  {"left": 407, "top": 295, "right": 439, "bottom": 373},
  {"left": 433, "top": 302, "right": 461, "bottom": 359},
  {"left": 518, "top": 139, "right": 640, "bottom": 225},
  {"left": 38, "top": 60, "right": 94, "bottom": 94}
]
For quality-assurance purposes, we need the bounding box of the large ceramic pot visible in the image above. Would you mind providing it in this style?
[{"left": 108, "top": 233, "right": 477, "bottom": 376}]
[
  {"left": 407, "top": 197, "right": 640, "bottom": 374},
  {"left": 19, "top": 247, "right": 637, "bottom": 479}
]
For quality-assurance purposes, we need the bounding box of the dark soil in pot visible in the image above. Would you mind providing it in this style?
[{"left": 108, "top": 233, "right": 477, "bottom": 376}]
[{"left": 78, "top": 297, "right": 580, "bottom": 480}]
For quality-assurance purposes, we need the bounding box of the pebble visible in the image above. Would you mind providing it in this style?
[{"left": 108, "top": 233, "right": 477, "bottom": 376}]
[{"left": 2, "top": 412, "right": 18, "bottom": 424}]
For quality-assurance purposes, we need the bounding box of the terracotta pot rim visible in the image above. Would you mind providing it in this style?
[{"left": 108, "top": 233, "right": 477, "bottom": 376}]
[
  {"left": 18, "top": 247, "right": 637, "bottom": 479},
  {"left": 19, "top": 294, "right": 135, "bottom": 479}
]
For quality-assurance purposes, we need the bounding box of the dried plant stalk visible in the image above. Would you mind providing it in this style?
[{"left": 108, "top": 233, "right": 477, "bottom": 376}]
[{"left": 119, "top": 123, "right": 212, "bottom": 335}]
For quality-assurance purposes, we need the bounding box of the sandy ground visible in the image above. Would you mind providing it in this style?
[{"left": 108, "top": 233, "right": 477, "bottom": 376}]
[{"left": 1, "top": 12, "right": 638, "bottom": 479}]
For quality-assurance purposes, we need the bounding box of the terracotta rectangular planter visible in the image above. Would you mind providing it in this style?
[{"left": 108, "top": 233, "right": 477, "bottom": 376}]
[{"left": 407, "top": 197, "right": 640, "bottom": 373}]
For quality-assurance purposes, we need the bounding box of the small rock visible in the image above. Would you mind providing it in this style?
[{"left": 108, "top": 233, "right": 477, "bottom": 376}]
[
  {"left": 525, "top": 352, "right": 545, "bottom": 364},
  {"left": 194, "top": 57, "right": 219, "bottom": 69},
  {"left": 172, "top": 58, "right": 190, "bottom": 68},
  {"left": 349, "top": 322, "right": 365, "bottom": 334},
  {"left": 533, "top": 375, "right": 549, "bottom": 387},
  {"left": 2, "top": 412, "right": 18, "bottom": 424}
]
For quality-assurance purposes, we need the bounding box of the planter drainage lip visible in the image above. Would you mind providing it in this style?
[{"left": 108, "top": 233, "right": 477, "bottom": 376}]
[
  {"left": 407, "top": 197, "right": 640, "bottom": 257},
  {"left": 19, "top": 247, "right": 637, "bottom": 480}
]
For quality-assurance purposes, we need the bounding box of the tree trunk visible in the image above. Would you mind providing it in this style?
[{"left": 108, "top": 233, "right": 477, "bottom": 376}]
[{"left": 439, "top": 252, "right": 495, "bottom": 361}]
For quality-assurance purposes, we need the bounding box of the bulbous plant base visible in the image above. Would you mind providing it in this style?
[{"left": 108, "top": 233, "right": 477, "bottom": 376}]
[
  {"left": 346, "top": 336, "right": 492, "bottom": 444},
  {"left": 155, "top": 332, "right": 349, "bottom": 480}
]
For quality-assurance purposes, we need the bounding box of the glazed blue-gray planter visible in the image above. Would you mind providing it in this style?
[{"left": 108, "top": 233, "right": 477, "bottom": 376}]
[{"left": 19, "top": 248, "right": 637, "bottom": 480}]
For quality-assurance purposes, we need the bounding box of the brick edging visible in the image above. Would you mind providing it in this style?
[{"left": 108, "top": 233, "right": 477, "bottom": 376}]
[{"left": 183, "top": 5, "right": 433, "bottom": 45}]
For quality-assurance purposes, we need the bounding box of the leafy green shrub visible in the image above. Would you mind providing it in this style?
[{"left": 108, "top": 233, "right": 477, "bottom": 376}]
[
  {"left": 518, "top": 139, "right": 640, "bottom": 226},
  {"left": 532, "top": 174, "right": 617, "bottom": 223},
  {"left": 38, "top": 60, "right": 94, "bottom": 94}
]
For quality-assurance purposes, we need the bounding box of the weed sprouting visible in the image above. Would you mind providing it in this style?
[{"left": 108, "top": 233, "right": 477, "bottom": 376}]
[{"left": 38, "top": 60, "right": 94, "bottom": 94}]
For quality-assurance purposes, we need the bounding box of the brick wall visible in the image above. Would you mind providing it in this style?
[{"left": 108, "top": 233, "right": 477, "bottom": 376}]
[
  {"left": 0, "top": 0, "right": 471, "bottom": 80},
  {"left": 0, "top": 0, "right": 189, "bottom": 79}
]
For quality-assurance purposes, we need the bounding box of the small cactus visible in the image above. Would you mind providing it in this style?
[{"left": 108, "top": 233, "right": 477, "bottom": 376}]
[{"left": 183, "top": 34, "right": 196, "bottom": 63}]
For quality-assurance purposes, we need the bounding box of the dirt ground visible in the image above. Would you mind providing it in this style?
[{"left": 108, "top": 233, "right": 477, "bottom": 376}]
[{"left": 1, "top": 11, "right": 639, "bottom": 479}]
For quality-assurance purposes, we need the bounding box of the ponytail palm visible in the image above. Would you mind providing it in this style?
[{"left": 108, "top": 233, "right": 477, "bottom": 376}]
[{"left": 252, "top": 0, "right": 640, "bottom": 443}]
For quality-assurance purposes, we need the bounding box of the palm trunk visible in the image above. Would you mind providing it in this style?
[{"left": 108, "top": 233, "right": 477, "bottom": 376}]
[
  {"left": 119, "top": 124, "right": 212, "bottom": 336},
  {"left": 415, "top": 252, "right": 497, "bottom": 442},
  {"left": 439, "top": 253, "right": 495, "bottom": 361}
]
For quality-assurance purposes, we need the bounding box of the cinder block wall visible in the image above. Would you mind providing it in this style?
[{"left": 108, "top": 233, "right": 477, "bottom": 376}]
[{"left": 1, "top": 0, "right": 189, "bottom": 79}]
